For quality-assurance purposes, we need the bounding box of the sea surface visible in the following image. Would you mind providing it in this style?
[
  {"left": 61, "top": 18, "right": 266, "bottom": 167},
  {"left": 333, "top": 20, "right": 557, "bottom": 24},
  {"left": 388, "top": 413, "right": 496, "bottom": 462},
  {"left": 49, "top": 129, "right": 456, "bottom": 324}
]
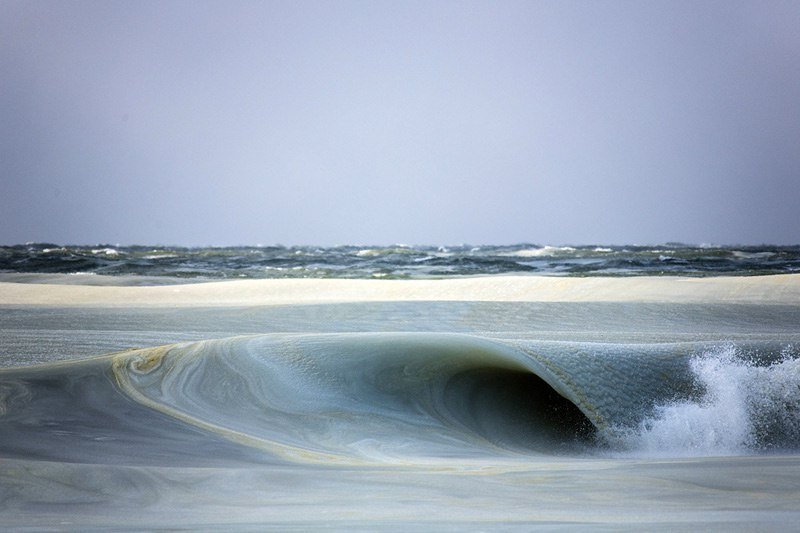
[
  {"left": 0, "top": 244, "right": 799, "bottom": 530},
  {"left": 2, "top": 242, "right": 800, "bottom": 281}
]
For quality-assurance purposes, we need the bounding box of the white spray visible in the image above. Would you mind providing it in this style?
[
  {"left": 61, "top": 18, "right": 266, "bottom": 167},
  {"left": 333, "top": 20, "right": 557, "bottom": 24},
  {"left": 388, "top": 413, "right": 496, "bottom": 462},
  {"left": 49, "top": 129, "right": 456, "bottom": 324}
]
[{"left": 609, "top": 345, "right": 800, "bottom": 457}]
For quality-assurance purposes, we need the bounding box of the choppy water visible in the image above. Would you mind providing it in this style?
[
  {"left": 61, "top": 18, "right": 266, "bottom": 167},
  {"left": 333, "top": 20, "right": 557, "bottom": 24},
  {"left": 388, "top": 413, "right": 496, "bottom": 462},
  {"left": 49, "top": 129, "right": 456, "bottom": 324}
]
[{"left": 3, "top": 242, "right": 800, "bottom": 280}]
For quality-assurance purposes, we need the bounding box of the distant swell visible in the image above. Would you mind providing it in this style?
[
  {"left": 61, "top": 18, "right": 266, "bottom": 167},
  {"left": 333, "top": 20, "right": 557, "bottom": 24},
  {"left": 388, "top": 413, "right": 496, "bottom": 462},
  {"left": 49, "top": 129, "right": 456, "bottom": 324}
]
[{"left": 3, "top": 243, "right": 800, "bottom": 280}]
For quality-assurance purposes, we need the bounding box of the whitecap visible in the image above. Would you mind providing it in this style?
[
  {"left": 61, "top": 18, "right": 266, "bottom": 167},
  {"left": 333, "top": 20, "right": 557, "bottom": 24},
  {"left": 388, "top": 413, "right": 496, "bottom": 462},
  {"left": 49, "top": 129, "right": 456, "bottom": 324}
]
[
  {"left": 502, "top": 246, "right": 576, "bottom": 258},
  {"left": 91, "top": 248, "right": 121, "bottom": 256},
  {"left": 731, "top": 251, "right": 776, "bottom": 259}
]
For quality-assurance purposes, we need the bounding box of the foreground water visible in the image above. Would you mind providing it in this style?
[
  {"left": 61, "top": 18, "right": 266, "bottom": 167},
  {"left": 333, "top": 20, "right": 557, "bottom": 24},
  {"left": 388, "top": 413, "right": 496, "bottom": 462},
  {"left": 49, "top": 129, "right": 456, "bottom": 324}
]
[{"left": 0, "top": 248, "right": 799, "bottom": 529}]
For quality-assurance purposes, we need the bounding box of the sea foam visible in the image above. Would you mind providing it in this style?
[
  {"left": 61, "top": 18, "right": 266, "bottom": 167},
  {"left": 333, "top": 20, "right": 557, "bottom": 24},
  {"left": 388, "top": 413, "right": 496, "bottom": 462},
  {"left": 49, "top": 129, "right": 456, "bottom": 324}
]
[{"left": 610, "top": 346, "right": 800, "bottom": 457}]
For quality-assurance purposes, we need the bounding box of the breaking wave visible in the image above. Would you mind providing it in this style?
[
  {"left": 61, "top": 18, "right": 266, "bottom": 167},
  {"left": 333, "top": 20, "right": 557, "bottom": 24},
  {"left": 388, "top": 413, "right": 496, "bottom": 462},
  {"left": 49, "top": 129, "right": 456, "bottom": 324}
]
[
  {"left": 0, "top": 334, "right": 797, "bottom": 467},
  {"left": 608, "top": 345, "right": 800, "bottom": 456}
]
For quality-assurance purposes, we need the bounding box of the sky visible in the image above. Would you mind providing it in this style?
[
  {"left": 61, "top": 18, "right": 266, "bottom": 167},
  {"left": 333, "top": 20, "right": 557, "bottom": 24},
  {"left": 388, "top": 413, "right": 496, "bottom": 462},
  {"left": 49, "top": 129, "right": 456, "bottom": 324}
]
[{"left": 1, "top": 0, "right": 799, "bottom": 246}]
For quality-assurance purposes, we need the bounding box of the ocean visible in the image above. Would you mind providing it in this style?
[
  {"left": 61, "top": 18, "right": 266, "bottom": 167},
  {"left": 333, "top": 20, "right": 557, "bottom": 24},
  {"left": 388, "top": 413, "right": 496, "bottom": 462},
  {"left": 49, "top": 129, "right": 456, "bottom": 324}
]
[
  {"left": 1, "top": 244, "right": 798, "bottom": 530},
  {"left": 3, "top": 243, "right": 800, "bottom": 279}
]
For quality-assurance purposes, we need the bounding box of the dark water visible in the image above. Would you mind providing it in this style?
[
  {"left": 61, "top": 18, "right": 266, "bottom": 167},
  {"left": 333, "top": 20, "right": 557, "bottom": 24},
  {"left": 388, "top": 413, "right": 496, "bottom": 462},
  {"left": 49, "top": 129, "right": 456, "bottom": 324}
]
[{"left": 2, "top": 243, "right": 799, "bottom": 280}]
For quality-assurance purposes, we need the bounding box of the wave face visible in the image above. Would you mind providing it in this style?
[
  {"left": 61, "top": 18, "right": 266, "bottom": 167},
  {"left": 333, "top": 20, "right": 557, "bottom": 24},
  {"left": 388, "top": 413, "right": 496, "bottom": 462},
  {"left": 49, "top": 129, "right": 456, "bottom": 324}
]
[
  {"left": 110, "top": 334, "right": 604, "bottom": 464},
  {"left": 3, "top": 333, "right": 796, "bottom": 466},
  {"left": 3, "top": 243, "right": 800, "bottom": 280}
]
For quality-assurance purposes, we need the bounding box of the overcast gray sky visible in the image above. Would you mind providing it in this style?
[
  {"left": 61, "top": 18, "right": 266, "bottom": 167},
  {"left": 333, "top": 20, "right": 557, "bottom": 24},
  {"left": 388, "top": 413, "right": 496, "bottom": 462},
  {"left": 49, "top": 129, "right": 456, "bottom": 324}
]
[{"left": 1, "top": 0, "right": 799, "bottom": 246}]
